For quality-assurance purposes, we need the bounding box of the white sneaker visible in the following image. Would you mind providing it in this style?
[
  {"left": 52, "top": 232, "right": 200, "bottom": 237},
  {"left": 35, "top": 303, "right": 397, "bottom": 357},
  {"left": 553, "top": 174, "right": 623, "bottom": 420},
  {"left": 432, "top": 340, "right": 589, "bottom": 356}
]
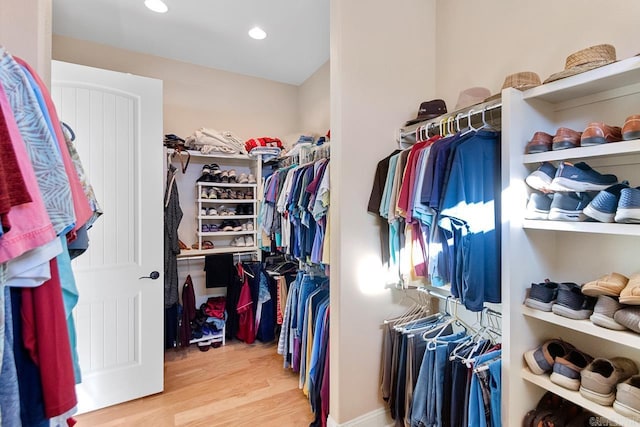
[
  {"left": 246, "top": 221, "right": 254, "bottom": 231},
  {"left": 244, "top": 236, "right": 254, "bottom": 247},
  {"left": 248, "top": 174, "right": 257, "bottom": 184}
]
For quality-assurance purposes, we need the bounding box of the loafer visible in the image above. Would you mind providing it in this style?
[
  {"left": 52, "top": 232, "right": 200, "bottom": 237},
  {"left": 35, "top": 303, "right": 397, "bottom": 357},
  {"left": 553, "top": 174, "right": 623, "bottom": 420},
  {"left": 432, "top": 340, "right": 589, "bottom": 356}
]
[
  {"left": 622, "top": 114, "right": 640, "bottom": 141},
  {"left": 524, "top": 339, "right": 575, "bottom": 375},
  {"left": 550, "top": 349, "right": 594, "bottom": 391},
  {"left": 580, "top": 357, "right": 639, "bottom": 406},
  {"left": 525, "top": 131, "right": 553, "bottom": 154},
  {"left": 552, "top": 127, "right": 582, "bottom": 150},
  {"left": 614, "top": 375, "right": 640, "bottom": 418},
  {"left": 581, "top": 122, "right": 622, "bottom": 146}
]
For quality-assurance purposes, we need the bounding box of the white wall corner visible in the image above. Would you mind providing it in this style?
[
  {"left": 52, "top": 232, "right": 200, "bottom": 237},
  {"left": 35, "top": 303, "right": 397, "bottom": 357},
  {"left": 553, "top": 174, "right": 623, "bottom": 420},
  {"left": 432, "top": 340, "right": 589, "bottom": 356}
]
[{"left": 327, "top": 408, "right": 392, "bottom": 427}]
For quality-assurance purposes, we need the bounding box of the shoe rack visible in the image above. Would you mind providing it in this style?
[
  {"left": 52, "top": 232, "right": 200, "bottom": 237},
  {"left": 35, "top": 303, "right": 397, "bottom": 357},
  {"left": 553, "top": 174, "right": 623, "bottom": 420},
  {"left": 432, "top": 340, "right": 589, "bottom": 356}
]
[
  {"left": 502, "top": 56, "right": 640, "bottom": 425},
  {"left": 175, "top": 151, "right": 262, "bottom": 260}
]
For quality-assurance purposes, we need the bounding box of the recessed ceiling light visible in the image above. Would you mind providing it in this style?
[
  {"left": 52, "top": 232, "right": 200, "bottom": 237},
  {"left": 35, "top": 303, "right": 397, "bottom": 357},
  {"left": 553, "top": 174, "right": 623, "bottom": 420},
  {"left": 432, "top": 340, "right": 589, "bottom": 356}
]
[
  {"left": 144, "top": 0, "right": 168, "bottom": 13},
  {"left": 248, "top": 27, "right": 267, "bottom": 40}
]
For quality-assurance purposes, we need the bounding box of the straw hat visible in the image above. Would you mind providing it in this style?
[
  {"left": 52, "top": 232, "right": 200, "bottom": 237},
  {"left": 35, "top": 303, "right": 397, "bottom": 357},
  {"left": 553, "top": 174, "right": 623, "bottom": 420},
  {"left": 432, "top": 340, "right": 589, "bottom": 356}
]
[
  {"left": 485, "top": 71, "right": 542, "bottom": 102},
  {"left": 454, "top": 87, "right": 491, "bottom": 110},
  {"left": 543, "top": 44, "right": 616, "bottom": 83}
]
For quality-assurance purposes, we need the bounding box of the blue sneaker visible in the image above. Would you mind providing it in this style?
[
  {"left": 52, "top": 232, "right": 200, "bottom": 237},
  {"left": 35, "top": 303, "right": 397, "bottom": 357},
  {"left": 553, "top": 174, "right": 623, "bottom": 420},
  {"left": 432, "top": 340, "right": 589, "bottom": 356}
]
[
  {"left": 548, "top": 192, "right": 593, "bottom": 221},
  {"left": 550, "top": 162, "right": 618, "bottom": 192},
  {"left": 615, "top": 187, "right": 640, "bottom": 223},
  {"left": 525, "top": 191, "right": 553, "bottom": 220},
  {"left": 583, "top": 182, "right": 630, "bottom": 223},
  {"left": 525, "top": 162, "right": 557, "bottom": 192}
]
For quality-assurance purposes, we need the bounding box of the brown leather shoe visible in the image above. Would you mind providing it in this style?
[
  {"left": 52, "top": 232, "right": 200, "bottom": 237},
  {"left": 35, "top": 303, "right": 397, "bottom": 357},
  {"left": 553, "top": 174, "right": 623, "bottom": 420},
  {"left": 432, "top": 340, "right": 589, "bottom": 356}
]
[
  {"left": 622, "top": 115, "right": 640, "bottom": 141},
  {"left": 525, "top": 131, "right": 553, "bottom": 154},
  {"left": 552, "top": 127, "right": 582, "bottom": 150},
  {"left": 581, "top": 122, "right": 622, "bottom": 146}
]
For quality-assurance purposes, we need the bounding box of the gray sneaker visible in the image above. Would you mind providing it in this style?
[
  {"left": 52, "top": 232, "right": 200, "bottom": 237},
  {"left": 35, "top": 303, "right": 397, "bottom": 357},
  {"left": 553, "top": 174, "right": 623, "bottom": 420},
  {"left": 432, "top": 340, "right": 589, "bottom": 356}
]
[
  {"left": 614, "top": 375, "right": 640, "bottom": 418},
  {"left": 580, "top": 357, "right": 639, "bottom": 406},
  {"left": 548, "top": 192, "right": 593, "bottom": 222},
  {"left": 590, "top": 295, "right": 627, "bottom": 330}
]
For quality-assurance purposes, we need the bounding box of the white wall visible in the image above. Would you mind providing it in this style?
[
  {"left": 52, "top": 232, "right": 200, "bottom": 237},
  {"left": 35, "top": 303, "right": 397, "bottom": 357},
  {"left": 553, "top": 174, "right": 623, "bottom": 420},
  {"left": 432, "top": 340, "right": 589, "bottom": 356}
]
[
  {"left": 52, "top": 35, "right": 300, "bottom": 140},
  {"left": 298, "top": 60, "right": 330, "bottom": 135},
  {"left": 434, "top": 0, "right": 640, "bottom": 112},
  {"left": 0, "top": 0, "right": 51, "bottom": 85},
  {"left": 329, "top": 0, "right": 436, "bottom": 423}
]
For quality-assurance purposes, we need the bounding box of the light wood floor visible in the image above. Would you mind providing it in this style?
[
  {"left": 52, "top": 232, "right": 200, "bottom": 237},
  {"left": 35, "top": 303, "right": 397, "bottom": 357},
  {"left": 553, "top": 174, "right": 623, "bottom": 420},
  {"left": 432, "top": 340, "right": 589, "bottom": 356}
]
[{"left": 76, "top": 341, "right": 315, "bottom": 427}]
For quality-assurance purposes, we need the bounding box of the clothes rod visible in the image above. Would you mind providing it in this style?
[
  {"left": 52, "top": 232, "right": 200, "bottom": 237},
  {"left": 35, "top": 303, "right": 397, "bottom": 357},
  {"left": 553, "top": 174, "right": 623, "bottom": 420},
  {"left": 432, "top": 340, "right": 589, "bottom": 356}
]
[
  {"left": 417, "top": 287, "right": 501, "bottom": 318},
  {"left": 401, "top": 102, "right": 502, "bottom": 138}
]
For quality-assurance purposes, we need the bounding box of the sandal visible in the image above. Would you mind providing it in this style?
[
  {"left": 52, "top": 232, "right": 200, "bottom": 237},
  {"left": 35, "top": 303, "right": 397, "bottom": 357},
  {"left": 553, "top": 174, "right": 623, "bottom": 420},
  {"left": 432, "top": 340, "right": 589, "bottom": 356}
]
[
  {"left": 201, "top": 240, "right": 214, "bottom": 250},
  {"left": 178, "top": 239, "right": 190, "bottom": 250}
]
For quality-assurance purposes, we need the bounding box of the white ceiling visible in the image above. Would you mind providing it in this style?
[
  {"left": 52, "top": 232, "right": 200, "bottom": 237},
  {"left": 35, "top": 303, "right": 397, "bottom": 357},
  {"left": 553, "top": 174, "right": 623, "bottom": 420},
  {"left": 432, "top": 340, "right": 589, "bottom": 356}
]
[{"left": 52, "top": 0, "right": 330, "bottom": 86}]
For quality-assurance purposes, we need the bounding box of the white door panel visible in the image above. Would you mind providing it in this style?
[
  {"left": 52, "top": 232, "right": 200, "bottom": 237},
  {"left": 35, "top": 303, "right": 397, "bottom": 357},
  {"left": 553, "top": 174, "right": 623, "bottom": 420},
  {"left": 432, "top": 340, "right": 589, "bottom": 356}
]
[{"left": 51, "top": 60, "right": 163, "bottom": 413}]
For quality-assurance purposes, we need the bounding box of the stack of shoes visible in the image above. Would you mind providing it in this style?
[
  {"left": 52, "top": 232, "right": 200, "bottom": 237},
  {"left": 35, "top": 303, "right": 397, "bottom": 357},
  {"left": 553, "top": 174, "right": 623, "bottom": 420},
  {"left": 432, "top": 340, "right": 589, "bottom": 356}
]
[{"left": 525, "top": 161, "right": 620, "bottom": 222}]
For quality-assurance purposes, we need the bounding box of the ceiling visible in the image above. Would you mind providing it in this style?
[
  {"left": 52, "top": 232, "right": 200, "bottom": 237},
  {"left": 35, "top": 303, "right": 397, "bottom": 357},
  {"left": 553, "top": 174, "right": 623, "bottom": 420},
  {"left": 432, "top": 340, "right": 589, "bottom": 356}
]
[{"left": 52, "top": 0, "right": 330, "bottom": 86}]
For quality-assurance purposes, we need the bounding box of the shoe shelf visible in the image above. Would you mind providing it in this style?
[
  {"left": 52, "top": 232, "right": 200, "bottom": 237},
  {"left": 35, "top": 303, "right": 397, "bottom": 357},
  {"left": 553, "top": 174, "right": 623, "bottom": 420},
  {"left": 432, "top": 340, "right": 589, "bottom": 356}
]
[
  {"left": 167, "top": 148, "right": 251, "bottom": 161},
  {"left": 197, "top": 199, "right": 257, "bottom": 204},
  {"left": 522, "top": 56, "right": 640, "bottom": 104},
  {"left": 523, "top": 139, "right": 640, "bottom": 164},
  {"left": 522, "top": 305, "right": 640, "bottom": 350},
  {"left": 198, "top": 215, "right": 255, "bottom": 220},
  {"left": 197, "top": 182, "right": 257, "bottom": 188},
  {"left": 521, "top": 367, "right": 640, "bottom": 426},
  {"left": 177, "top": 246, "right": 258, "bottom": 259},
  {"left": 198, "top": 230, "right": 256, "bottom": 237},
  {"left": 189, "top": 330, "right": 225, "bottom": 345},
  {"left": 522, "top": 220, "right": 640, "bottom": 236}
]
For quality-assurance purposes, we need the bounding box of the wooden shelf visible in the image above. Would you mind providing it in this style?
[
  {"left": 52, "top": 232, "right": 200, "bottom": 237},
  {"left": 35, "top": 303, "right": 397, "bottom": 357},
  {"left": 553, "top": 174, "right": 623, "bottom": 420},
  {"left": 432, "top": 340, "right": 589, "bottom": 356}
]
[
  {"left": 522, "top": 306, "right": 640, "bottom": 349},
  {"left": 177, "top": 246, "right": 259, "bottom": 258},
  {"left": 522, "top": 56, "right": 640, "bottom": 104},
  {"left": 522, "top": 220, "right": 640, "bottom": 236},
  {"left": 197, "top": 182, "right": 257, "bottom": 188},
  {"left": 198, "top": 230, "right": 256, "bottom": 237},
  {"left": 198, "top": 215, "right": 255, "bottom": 220},
  {"left": 167, "top": 148, "right": 251, "bottom": 160},
  {"left": 521, "top": 368, "right": 640, "bottom": 426},
  {"left": 523, "top": 139, "right": 640, "bottom": 164}
]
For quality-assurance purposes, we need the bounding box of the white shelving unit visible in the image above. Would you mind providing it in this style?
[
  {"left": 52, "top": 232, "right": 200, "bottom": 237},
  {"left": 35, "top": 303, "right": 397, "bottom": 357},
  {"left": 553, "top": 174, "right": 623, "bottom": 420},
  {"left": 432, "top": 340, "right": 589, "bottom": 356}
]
[
  {"left": 502, "top": 55, "right": 640, "bottom": 425},
  {"left": 174, "top": 150, "right": 262, "bottom": 261}
]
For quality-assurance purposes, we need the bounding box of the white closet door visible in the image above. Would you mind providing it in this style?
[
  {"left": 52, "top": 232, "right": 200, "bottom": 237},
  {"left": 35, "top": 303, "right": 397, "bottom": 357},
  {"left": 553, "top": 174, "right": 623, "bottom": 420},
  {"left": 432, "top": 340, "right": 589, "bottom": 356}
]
[{"left": 51, "top": 60, "right": 164, "bottom": 413}]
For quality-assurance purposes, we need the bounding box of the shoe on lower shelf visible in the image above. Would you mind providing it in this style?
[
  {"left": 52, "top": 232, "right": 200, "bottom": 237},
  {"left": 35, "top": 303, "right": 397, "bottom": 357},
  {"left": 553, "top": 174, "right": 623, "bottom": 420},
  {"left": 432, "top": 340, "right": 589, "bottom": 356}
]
[
  {"left": 549, "top": 349, "right": 594, "bottom": 391},
  {"left": 524, "top": 339, "right": 575, "bottom": 375},
  {"left": 583, "top": 182, "right": 630, "bottom": 223},
  {"left": 548, "top": 191, "right": 593, "bottom": 222},
  {"left": 580, "top": 357, "right": 639, "bottom": 406},
  {"left": 614, "top": 375, "right": 640, "bottom": 418},
  {"left": 614, "top": 187, "right": 640, "bottom": 224},
  {"left": 613, "top": 307, "right": 640, "bottom": 333},
  {"left": 525, "top": 192, "right": 553, "bottom": 220}
]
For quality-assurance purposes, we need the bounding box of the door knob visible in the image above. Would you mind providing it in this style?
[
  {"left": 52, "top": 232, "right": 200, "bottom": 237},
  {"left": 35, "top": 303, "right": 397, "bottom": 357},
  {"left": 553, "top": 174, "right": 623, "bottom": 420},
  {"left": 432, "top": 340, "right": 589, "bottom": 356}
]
[{"left": 139, "top": 271, "right": 160, "bottom": 280}]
